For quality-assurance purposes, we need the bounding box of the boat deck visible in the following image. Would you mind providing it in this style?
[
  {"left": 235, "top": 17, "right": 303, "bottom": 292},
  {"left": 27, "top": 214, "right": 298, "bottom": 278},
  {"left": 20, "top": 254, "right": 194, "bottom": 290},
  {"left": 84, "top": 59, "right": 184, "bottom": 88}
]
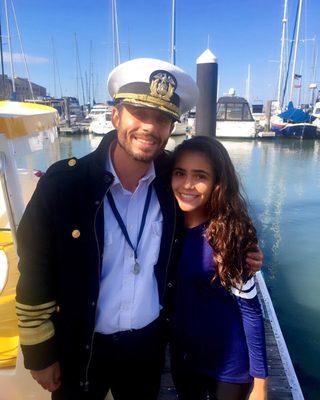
[{"left": 158, "top": 278, "right": 297, "bottom": 400}]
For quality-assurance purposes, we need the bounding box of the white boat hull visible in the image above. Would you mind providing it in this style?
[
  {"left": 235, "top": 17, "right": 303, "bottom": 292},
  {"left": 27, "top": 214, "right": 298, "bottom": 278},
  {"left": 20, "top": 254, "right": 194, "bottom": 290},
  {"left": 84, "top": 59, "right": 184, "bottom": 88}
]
[
  {"left": 89, "top": 120, "right": 114, "bottom": 135},
  {"left": 216, "top": 121, "right": 256, "bottom": 138}
]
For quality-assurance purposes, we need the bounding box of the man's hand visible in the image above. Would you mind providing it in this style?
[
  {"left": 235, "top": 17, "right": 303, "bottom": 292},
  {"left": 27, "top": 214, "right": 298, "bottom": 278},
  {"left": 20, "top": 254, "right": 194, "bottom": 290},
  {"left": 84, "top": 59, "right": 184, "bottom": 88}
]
[
  {"left": 30, "top": 361, "right": 61, "bottom": 392},
  {"left": 248, "top": 377, "right": 268, "bottom": 400},
  {"left": 246, "top": 245, "right": 263, "bottom": 273}
]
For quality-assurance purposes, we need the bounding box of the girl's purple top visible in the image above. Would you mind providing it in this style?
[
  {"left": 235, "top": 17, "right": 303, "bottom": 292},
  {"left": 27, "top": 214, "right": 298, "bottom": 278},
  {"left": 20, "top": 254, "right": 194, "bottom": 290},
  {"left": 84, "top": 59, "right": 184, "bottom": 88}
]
[{"left": 171, "top": 223, "right": 268, "bottom": 383}]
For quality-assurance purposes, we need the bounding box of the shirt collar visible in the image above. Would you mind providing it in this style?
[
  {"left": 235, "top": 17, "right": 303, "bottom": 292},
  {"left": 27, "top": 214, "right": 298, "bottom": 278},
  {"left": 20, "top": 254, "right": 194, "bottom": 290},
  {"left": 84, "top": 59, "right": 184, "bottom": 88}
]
[{"left": 106, "top": 141, "right": 156, "bottom": 189}]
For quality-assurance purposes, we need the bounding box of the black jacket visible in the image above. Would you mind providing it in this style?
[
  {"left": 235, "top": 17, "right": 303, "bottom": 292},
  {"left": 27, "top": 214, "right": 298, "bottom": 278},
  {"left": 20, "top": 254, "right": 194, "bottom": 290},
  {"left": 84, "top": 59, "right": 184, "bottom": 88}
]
[{"left": 16, "top": 131, "right": 182, "bottom": 387}]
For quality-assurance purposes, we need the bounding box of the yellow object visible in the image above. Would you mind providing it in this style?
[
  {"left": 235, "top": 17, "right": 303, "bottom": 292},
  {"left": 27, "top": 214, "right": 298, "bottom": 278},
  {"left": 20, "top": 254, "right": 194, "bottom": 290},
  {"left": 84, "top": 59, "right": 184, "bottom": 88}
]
[
  {"left": 0, "top": 101, "right": 58, "bottom": 139},
  {"left": 72, "top": 229, "right": 81, "bottom": 239},
  {"left": 114, "top": 92, "right": 180, "bottom": 120},
  {"left": 0, "top": 230, "right": 19, "bottom": 368},
  {"left": 16, "top": 300, "right": 56, "bottom": 346},
  {"left": 68, "top": 158, "right": 77, "bottom": 167}
]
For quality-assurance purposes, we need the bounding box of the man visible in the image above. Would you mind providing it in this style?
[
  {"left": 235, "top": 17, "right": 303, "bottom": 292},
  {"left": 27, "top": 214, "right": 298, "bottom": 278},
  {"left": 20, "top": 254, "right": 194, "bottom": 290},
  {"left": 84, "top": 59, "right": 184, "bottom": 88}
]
[{"left": 16, "top": 58, "right": 263, "bottom": 400}]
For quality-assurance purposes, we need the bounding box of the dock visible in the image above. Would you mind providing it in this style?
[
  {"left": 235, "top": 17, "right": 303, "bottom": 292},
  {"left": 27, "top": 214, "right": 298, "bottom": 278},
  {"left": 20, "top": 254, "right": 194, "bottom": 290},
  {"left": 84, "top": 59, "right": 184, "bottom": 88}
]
[
  {"left": 157, "top": 272, "right": 304, "bottom": 400},
  {"left": 58, "top": 122, "right": 90, "bottom": 135}
]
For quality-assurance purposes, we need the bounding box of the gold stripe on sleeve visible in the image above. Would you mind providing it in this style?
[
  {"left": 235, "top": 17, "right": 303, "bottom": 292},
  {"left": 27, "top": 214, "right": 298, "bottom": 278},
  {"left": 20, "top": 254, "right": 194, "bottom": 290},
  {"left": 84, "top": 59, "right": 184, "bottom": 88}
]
[{"left": 18, "top": 320, "right": 55, "bottom": 346}]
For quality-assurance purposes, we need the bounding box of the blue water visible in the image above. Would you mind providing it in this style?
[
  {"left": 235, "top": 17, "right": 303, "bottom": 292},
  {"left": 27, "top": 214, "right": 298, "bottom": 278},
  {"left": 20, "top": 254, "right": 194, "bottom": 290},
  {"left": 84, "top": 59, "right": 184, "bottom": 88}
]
[
  {"left": 25, "top": 134, "right": 320, "bottom": 399},
  {"left": 220, "top": 139, "right": 320, "bottom": 400}
]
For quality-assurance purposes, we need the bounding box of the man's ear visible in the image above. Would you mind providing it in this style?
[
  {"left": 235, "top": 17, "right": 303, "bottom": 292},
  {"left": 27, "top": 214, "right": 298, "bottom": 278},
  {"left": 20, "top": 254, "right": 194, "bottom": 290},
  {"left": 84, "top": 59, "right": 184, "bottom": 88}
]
[{"left": 112, "top": 106, "right": 120, "bottom": 129}]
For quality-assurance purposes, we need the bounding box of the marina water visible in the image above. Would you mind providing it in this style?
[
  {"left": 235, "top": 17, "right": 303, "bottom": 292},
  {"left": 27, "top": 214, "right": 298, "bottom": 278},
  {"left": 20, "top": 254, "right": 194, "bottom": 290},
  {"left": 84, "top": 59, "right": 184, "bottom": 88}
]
[{"left": 23, "top": 134, "right": 320, "bottom": 399}]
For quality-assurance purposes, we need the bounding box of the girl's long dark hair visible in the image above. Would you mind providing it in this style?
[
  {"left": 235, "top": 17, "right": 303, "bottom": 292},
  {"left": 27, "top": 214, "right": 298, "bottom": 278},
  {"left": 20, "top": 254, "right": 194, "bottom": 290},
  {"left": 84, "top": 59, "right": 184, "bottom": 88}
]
[{"left": 172, "top": 136, "right": 258, "bottom": 289}]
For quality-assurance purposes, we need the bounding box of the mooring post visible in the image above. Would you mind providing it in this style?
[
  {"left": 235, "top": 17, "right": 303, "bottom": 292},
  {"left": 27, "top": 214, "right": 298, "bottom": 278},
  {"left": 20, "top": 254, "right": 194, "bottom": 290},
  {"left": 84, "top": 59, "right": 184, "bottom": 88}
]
[{"left": 195, "top": 49, "right": 218, "bottom": 136}]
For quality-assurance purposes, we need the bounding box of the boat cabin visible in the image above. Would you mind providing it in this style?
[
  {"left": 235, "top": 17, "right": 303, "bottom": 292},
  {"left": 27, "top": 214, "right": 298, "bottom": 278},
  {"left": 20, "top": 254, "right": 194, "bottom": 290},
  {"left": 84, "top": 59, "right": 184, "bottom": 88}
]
[{"left": 217, "top": 96, "right": 254, "bottom": 122}]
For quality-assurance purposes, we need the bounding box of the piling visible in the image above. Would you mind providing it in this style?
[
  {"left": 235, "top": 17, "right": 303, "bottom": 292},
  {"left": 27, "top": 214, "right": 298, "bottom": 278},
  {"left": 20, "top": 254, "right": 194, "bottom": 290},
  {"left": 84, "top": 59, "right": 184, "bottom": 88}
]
[{"left": 195, "top": 49, "right": 218, "bottom": 137}]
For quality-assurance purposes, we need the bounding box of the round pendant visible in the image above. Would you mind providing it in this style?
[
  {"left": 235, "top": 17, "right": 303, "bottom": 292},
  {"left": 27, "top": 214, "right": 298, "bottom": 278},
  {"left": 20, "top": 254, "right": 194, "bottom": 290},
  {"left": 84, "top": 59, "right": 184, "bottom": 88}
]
[{"left": 133, "top": 261, "right": 140, "bottom": 275}]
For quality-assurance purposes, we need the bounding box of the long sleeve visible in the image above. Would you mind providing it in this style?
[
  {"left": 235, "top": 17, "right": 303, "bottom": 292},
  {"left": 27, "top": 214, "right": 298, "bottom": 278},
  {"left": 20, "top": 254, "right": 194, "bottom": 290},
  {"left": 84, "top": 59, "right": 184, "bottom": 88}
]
[
  {"left": 15, "top": 176, "right": 58, "bottom": 370},
  {"left": 232, "top": 277, "right": 268, "bottom": 379}
]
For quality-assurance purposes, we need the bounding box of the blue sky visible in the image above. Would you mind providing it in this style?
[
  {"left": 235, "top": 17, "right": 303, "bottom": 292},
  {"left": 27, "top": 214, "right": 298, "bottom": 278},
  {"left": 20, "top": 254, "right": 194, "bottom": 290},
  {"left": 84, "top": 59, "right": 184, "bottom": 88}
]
[{"left": 1, "top": 0, "right": 320, "bottom": 104}]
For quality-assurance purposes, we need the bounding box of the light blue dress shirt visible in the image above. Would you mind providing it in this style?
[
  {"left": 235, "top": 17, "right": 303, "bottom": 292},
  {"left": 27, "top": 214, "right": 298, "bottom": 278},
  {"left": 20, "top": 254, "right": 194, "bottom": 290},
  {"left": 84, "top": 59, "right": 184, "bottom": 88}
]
[{"left": 95, "top": 145, "right": 163, "bottom": 334}]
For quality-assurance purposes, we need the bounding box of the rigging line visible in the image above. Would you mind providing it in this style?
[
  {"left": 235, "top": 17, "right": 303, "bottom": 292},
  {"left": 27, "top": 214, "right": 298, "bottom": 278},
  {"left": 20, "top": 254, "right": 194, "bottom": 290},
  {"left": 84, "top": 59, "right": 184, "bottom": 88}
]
[
  {"left": 289, "top": 0, "right": 303, "bottom": 102},
  {"left": 10, "top": 0, "right": 34, "bottom": 99},
  {"left": 74, "top": 32, "right": 86, "bottom": 105},
  {"left": 52, "top": 39, "right": 63, "bottom": 98},
  {"left": 113, "top": 0, "right": 120, "bottom": 66},
  {"left": 75, "top": 38, "right": 79, "bottom": 101},
  {"left": 0, "top": 14, "right": 6, "bottom": 96},
  {"left": 51, "top": 38, "right": 56, "bottom": 97},
  {"left": 4, "top": 0, "right": 15, "bottom": 93},
  {"left": 281, "top": 0, "right": 300, "bottom": 108}
]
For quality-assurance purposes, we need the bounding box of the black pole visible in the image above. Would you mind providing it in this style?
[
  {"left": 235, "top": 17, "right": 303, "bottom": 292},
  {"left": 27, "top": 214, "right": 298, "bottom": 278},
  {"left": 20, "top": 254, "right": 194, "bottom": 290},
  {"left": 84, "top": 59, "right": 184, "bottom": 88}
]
[{"left": 195, "top": 49, "right": 218, "bottom": 136}]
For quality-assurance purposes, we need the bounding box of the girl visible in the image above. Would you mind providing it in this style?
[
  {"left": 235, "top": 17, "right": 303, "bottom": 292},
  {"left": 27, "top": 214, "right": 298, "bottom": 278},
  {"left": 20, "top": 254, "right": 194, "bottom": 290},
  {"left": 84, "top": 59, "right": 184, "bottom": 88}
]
[{"left": 170, "top": 136, "right": 268, "bottom": 400}]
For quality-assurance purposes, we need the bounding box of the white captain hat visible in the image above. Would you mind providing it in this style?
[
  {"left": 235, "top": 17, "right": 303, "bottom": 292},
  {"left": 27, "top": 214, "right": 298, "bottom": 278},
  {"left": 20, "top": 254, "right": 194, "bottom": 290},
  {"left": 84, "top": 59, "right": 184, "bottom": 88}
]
[{"left": 107, "top": 58, "right": 199, "bottom": 121}]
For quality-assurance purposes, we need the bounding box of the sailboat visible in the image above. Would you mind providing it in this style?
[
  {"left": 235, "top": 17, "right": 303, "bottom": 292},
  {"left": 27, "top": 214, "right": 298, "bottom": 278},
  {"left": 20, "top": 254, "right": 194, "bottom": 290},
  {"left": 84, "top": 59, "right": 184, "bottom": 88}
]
[
  {"left": 272, "top": 0, "right": 318, "bottom": 139},
  {"left": 276, "top": 101, "right": 317, "bottom": 138}
]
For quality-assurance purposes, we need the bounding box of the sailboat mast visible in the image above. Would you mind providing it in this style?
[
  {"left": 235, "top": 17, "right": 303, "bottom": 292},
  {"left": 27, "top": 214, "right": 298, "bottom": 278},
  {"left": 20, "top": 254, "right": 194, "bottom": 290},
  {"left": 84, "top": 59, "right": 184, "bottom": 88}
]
[
  {"left": 289, "top": 0, "right": 303, "bottom": 102},
  {"left": 170, "top": 0, "right": 176, "bottom": 65},
  {"left": 74, "top": 33, "right": 86, "bottom": 105},
  {"left": 10, "top": 0, "right": 34, "bottom": 99},
  {"left": 277, "top": 0, "right": 288, "bottom": 106},
  {"left": 112, "top": 0, "right": 120, "bottom": 67},
  {"left": 0, "top": 13, "right": 6, "bottom": 96},
  {"left": 4, "top": 0, "right": 15, "bottom": 94},
  {"left": 310, "top": 36, "right": 318, "bottom": 104},
  {"left": 245, "top": 64, "right": 251, "bottom": 103}
]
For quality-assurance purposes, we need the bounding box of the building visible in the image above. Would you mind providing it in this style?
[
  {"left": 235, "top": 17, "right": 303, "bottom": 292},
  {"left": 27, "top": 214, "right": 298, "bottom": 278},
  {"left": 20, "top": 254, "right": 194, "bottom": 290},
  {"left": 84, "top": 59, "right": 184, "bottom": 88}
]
[
  {"left": 0, "top": 75, "right": 13, "bottom": 100},
  {"left": 0, "top": 75, "right": 46, "bottom": 101}
]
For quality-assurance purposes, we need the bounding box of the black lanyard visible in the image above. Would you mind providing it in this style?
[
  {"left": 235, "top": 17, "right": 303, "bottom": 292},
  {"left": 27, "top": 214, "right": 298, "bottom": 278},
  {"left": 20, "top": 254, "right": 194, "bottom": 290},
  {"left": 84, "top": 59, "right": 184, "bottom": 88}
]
[{"left": 106, "top": 184, "right": 153, "bottom": 274}]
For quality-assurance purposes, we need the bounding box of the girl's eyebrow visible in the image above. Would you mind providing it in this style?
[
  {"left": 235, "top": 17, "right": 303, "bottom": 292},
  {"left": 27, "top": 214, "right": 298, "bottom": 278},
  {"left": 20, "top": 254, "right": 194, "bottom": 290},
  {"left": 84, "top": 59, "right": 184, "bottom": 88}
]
[
  {"left": 173, "top": 167, "right": 210, "bottom": 175},
  {"left": 192, "top": 169, "right": 210, "bottom": 175}
]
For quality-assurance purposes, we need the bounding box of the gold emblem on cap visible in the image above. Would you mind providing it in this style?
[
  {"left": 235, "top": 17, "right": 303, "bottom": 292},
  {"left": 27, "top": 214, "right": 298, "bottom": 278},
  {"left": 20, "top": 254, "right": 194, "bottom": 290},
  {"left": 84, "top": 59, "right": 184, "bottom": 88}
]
[
  {"left": 72, "top": 229, "right": 80, "bottom": 238},
  {"left": 68, "top": 158, "right": 77, "bottom": 167},
  {"left": 150, "top": 71, "right": 176, "bottom": 101}
]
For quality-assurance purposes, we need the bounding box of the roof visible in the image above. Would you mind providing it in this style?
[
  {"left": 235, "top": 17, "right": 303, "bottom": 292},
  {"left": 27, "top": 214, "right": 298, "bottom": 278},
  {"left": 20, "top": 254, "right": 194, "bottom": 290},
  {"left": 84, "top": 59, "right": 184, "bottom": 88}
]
[
  {"left": 218, "top": 96, "right": 249, "bottom": 104},
  {"left": 0, "top": 101, "right": 58, "bottom": 139}
]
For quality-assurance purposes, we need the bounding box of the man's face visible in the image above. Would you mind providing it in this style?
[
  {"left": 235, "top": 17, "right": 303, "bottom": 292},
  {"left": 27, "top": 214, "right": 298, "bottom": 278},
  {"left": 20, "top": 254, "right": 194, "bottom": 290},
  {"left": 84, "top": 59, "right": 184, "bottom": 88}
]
[{"left": 112, "top": 104, "right": 174, "bottom": 163}]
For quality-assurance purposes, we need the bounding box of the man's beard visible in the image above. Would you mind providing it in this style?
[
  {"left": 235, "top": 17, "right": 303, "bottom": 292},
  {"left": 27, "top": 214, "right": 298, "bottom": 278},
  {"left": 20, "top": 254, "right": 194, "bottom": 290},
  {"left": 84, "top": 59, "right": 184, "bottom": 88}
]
[{"left": 117, "top": 133, "right": 167, "bottom": 163}]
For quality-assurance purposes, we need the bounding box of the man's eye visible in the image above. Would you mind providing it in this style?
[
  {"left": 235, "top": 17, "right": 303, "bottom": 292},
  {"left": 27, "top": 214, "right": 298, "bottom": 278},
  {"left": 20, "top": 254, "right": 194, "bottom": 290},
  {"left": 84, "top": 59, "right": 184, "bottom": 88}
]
[{"left": 196, "top": 174, "right": 207, "bottom": 180}]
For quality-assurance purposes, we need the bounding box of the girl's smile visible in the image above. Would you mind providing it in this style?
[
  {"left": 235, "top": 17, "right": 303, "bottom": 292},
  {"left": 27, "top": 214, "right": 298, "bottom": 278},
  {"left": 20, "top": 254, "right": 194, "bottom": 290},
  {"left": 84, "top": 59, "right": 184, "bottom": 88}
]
[{"left": 172, "top": 151, "right": 214, "bottom": 225}]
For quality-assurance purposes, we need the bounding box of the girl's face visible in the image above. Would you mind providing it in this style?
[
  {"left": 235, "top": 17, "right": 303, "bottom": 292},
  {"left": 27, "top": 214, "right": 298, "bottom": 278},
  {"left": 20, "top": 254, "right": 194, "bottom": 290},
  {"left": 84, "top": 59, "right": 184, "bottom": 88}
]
[{"left": 172, "top": 151, "right": 214, "bottom": 214}]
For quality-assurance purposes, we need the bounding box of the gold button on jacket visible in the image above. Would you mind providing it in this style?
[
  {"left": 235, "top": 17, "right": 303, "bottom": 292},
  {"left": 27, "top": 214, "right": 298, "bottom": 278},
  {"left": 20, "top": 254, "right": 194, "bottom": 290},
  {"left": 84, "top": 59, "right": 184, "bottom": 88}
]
[
  {"left": 72, "top": 229, "right": 81, "bottom": 238},
  {"left": 68, "top": 158, "right": 77, "bottom": 167}
]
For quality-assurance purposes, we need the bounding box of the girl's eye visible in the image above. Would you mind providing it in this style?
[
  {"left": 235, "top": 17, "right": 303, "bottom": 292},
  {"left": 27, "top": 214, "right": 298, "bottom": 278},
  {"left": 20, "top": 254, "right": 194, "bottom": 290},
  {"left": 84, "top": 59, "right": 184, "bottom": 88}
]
[
  {"left": 195, "top": 174, "right": 207, "bottom": 180},
  {"left": 173, "top": 170, "right": 184, "bottom": 177}
]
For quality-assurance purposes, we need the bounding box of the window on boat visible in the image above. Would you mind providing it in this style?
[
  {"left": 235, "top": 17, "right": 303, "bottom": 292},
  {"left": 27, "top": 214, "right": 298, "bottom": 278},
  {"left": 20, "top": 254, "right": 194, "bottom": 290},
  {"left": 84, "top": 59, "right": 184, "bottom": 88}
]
[
  {"left": 226, "top": 104, "right": 243, "bottom": 120},
  {"left": 105, "top": 113, "right": 112, "bottom": 121},
  {"left": 216, "top": 103, "right": 226, "bottom": 120},
  {"left": 242, "top": 104, "right": 253, "bottom": 120},
  {"left": 252, "top": 104, "right": 263, "bottom": 113},
  {"left": 315, "top": 108, "right": 320, "bottom": 114},
  {"left": 217, "top": 102, "right": 254, "bottom": 121}
]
